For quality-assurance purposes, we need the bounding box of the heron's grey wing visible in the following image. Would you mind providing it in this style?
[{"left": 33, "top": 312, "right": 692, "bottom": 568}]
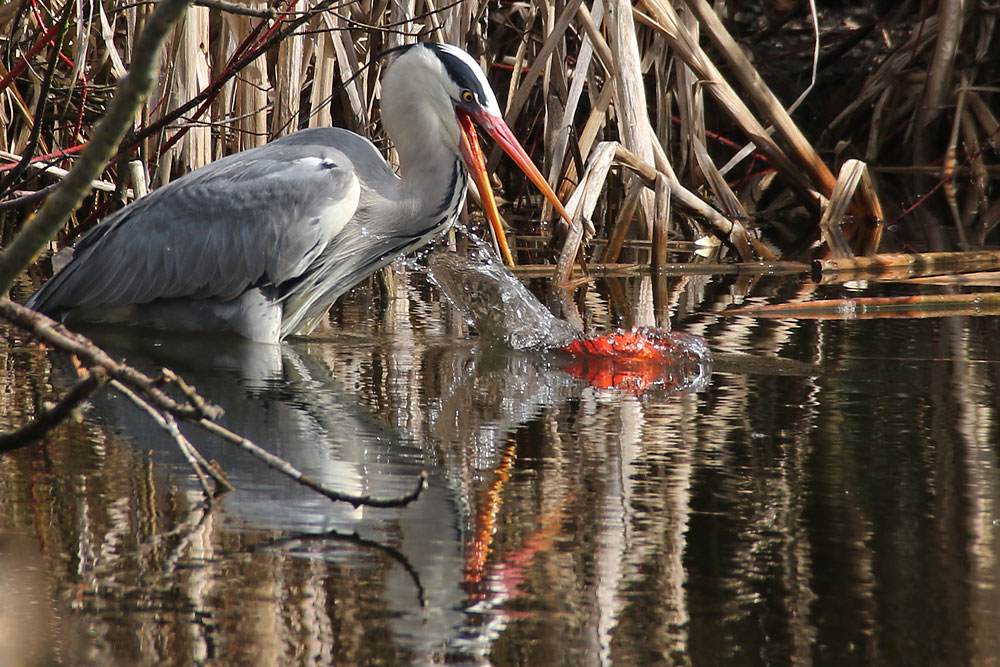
[
  {"left": 26, "top": 132, "right": 369, "bottom": 317},
  {"left": 278, "top": 159, "right": 464, "bottom": 337}
]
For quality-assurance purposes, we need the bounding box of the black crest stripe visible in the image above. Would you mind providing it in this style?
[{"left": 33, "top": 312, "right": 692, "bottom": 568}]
[{"left": 425, "top": 44, "right": 490, "bottom": 104}]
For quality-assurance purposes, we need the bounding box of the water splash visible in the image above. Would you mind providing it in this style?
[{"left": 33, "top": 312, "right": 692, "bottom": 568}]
[
  {"left": 426, "top": 248, "right": 713, "bottom": 396},
  {"left": 426, "top": 250, "right": 581, "bottom": 350}
]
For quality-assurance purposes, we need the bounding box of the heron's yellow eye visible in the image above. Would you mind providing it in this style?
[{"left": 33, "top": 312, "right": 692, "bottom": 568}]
[{"left": 461, "top": 90, "right": 475, "bottom": 103}]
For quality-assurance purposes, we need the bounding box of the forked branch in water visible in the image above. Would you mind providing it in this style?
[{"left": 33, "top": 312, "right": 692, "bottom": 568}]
[{"left": 0, "top": 299, "right": 426, "bottom": 508}]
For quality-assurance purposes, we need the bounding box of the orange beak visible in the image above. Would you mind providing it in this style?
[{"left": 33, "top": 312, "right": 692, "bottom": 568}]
[{"left": 457, "top": 109, "right": 573, "bottom": 266}]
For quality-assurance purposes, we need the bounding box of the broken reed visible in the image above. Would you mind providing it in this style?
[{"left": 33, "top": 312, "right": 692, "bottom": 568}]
[{"left": 1, "top": 0, "right": 997, "bottom": 270}]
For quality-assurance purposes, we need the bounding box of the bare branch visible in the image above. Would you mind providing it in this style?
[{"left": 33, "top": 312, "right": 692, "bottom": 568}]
[
  {"left": 111, "top": 379, "right": 235, "bottom": 496},
  {"left": 0, "top": 299, "right": 222, "bottom": 421},
  {"left": 0, "top": 0, "right": 194, "bottom": 293},
  {"left": 198, "top": 418, "right": 428, "bottom": 508},
  {"left": 0, "top": 367, "right": 107, "bottom": 452},
  {"left": 0, "top": 298, "right": 423, "bottom": 508}
]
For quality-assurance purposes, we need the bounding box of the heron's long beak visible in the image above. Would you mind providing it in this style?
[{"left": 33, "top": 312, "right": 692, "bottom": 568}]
[{"left": 457, "top": 109, "right": 573, "bottom": 266}]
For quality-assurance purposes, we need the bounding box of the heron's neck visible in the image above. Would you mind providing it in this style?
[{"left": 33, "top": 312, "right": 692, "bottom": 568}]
[
  {"left": 380, "top": 55, "right": 467, "bottom": 221},
  {"left": 387, "top": 113, "right": 466, "bottom": 223}
]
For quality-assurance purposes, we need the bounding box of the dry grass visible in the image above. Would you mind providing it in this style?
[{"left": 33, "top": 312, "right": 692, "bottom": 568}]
[{"left": 1, "top": 0, "right": 998, "bottom": 276}]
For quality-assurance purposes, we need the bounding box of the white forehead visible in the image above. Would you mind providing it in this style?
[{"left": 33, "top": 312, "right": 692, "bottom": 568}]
[{"left": 431, "top": 43, "right": 502, "bottom": 117}]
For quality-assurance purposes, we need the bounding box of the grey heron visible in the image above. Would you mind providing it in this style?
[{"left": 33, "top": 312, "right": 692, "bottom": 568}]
[{"left": 26, "top": 43, "right": 570, "bottom": 343}]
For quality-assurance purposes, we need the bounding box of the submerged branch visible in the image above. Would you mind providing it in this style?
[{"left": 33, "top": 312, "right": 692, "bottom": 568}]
[{"left": 0, "top": 298, "right": 425, "bottom": 508}]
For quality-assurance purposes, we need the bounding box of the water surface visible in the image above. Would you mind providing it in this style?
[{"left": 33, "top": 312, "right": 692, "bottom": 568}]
[{"left": 2, "top": 272, "right": 999, "bottom": 665}]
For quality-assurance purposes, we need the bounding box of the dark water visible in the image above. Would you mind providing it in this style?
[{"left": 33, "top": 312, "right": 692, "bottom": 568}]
[{"left": 2, "top": 273, "right": 999, "bottom": 665}]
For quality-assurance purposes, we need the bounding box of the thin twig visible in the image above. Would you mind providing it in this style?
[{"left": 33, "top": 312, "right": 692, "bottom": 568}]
[
  {"left": 0, "top": 366, "right": 107, "bottom": 452},
  {"left": 192, "top": 0, "right": 277, "bottom": 18},
  {"left": 0, "top": 299, "right": 223, "bottom": 421},
  {"left": 159, "top": 368, "right": 223, "bottom": 424},
  {"left": 0, "top": 0, "right": 194, "bottom": 293},
  {"left": 0, "top": 183, "right": 61, "bottom": 211},
  {"left": 110, "top": 378, "right": 224, "bottom": 497},
  {"left": 198, "top": 418, "right": 428, "bottom": 508}
]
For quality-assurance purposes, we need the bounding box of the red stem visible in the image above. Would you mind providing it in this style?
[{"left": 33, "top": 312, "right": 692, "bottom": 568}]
[
  {"left": 154, "top": 0, "right": 295, "bottom": 160},
  {"left": 25, "top": 0, "right": 88, "bottom": 143},
  {"left": 0, "top": 21, "right": 63, "bottom": 94},
  {"left": 0, "top": 143, "right": 88, "bottom": 172}
]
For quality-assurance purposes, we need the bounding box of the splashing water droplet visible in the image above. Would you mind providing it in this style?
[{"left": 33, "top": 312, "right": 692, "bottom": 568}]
[{"left": 426, "top": 249, "right": 580, "bottom": 350}]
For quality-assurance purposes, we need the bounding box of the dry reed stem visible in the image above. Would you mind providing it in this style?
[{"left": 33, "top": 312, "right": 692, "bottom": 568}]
[
  {"left": 673, "top": 3, "right": 703, "bottom": 180},
  {"left": 830, "top": 17, "right": 940, "bottom": 135},
  {"left": 914, "top": 0, "right": 967, "bottom": 159},
  {"left": 555, "top": 80, "right": 614, "bottom": 204},
  {"left": 690, "top": 136, "right": 745, "bottom": 219},
  {"left": 607, "top": 0, "right": 657, "bottom": 233},
  {"left": 680, "top": 0, "right": 836, "bottom": 196},
  {"left": 652, "top": 173, "right": 670, "bottom": 270},
  {"left": 557, "top": 141, "right": 618, "bottom": 282},
  {"left": 602, "top": 179, "right": 645, "bottom": 264},
  {"left": 1, "top": 0, "right": 996, "bottom": 281},
  {"left": 640, "top": 0, "right": 817, "bottom": 207},
  {"left": 613, "top": 145, "right": 755, "bottom": 259},
  {"left": 966, "top": 91, "right": 999, "bottom": 142},
  {"left": 546, "top": 26, "right": 595, "bottom": 220},
  {"left": 491, "top": 0, "right": 583, "bottom": 174},
  {"left": 0, "top": 149, "right": 122, "bottom": 193},
  {"left": 959, "top": 105, "right": 988, "bottom": 242},
  {"left": 819, "top": 160, "right": 867, "bottom": 259},
  {"left": 944, "top": 80, "right": 967, "bottom": 248}
]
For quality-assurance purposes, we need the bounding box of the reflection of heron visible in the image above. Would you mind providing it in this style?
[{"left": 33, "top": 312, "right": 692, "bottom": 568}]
[{"left": 26, "top": 44, "right": 568, "bottom": 342}]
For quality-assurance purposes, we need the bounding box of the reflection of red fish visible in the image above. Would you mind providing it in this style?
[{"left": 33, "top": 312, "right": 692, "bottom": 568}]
[{"left": 559, "top": 327, "right": 711, "bottom": 396}]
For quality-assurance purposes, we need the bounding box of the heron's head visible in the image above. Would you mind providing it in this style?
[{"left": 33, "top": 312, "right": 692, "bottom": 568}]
[{"left": 380, "top": 43, "right": 571, "bottom": 265}]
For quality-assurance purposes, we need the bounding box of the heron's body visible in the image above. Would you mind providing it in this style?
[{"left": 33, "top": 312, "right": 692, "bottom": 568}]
[
  {"left": 26, "top": 43, "right": 567, "bottom": 343},
  {"left": 29, "top": 127, "right": 463, "bottom": 341}
]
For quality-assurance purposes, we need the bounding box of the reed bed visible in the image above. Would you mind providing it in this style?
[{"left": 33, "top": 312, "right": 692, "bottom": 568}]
[{"left": 0, "top": 0, "right": 997, "bottom": 280}]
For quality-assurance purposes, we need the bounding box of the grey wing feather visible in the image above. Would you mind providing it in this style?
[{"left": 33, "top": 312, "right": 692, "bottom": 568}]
[{"left": 26, "top": 129, "right": 379, "bottom": 318}]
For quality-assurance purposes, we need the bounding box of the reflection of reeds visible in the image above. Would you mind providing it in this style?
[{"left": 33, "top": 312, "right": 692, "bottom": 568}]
[
  {"left": 1, "top": 2, "right": 996, "bottom": 271},
  {"left": 4, "top": 266, "right": 1000, "bottom": 662}
]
